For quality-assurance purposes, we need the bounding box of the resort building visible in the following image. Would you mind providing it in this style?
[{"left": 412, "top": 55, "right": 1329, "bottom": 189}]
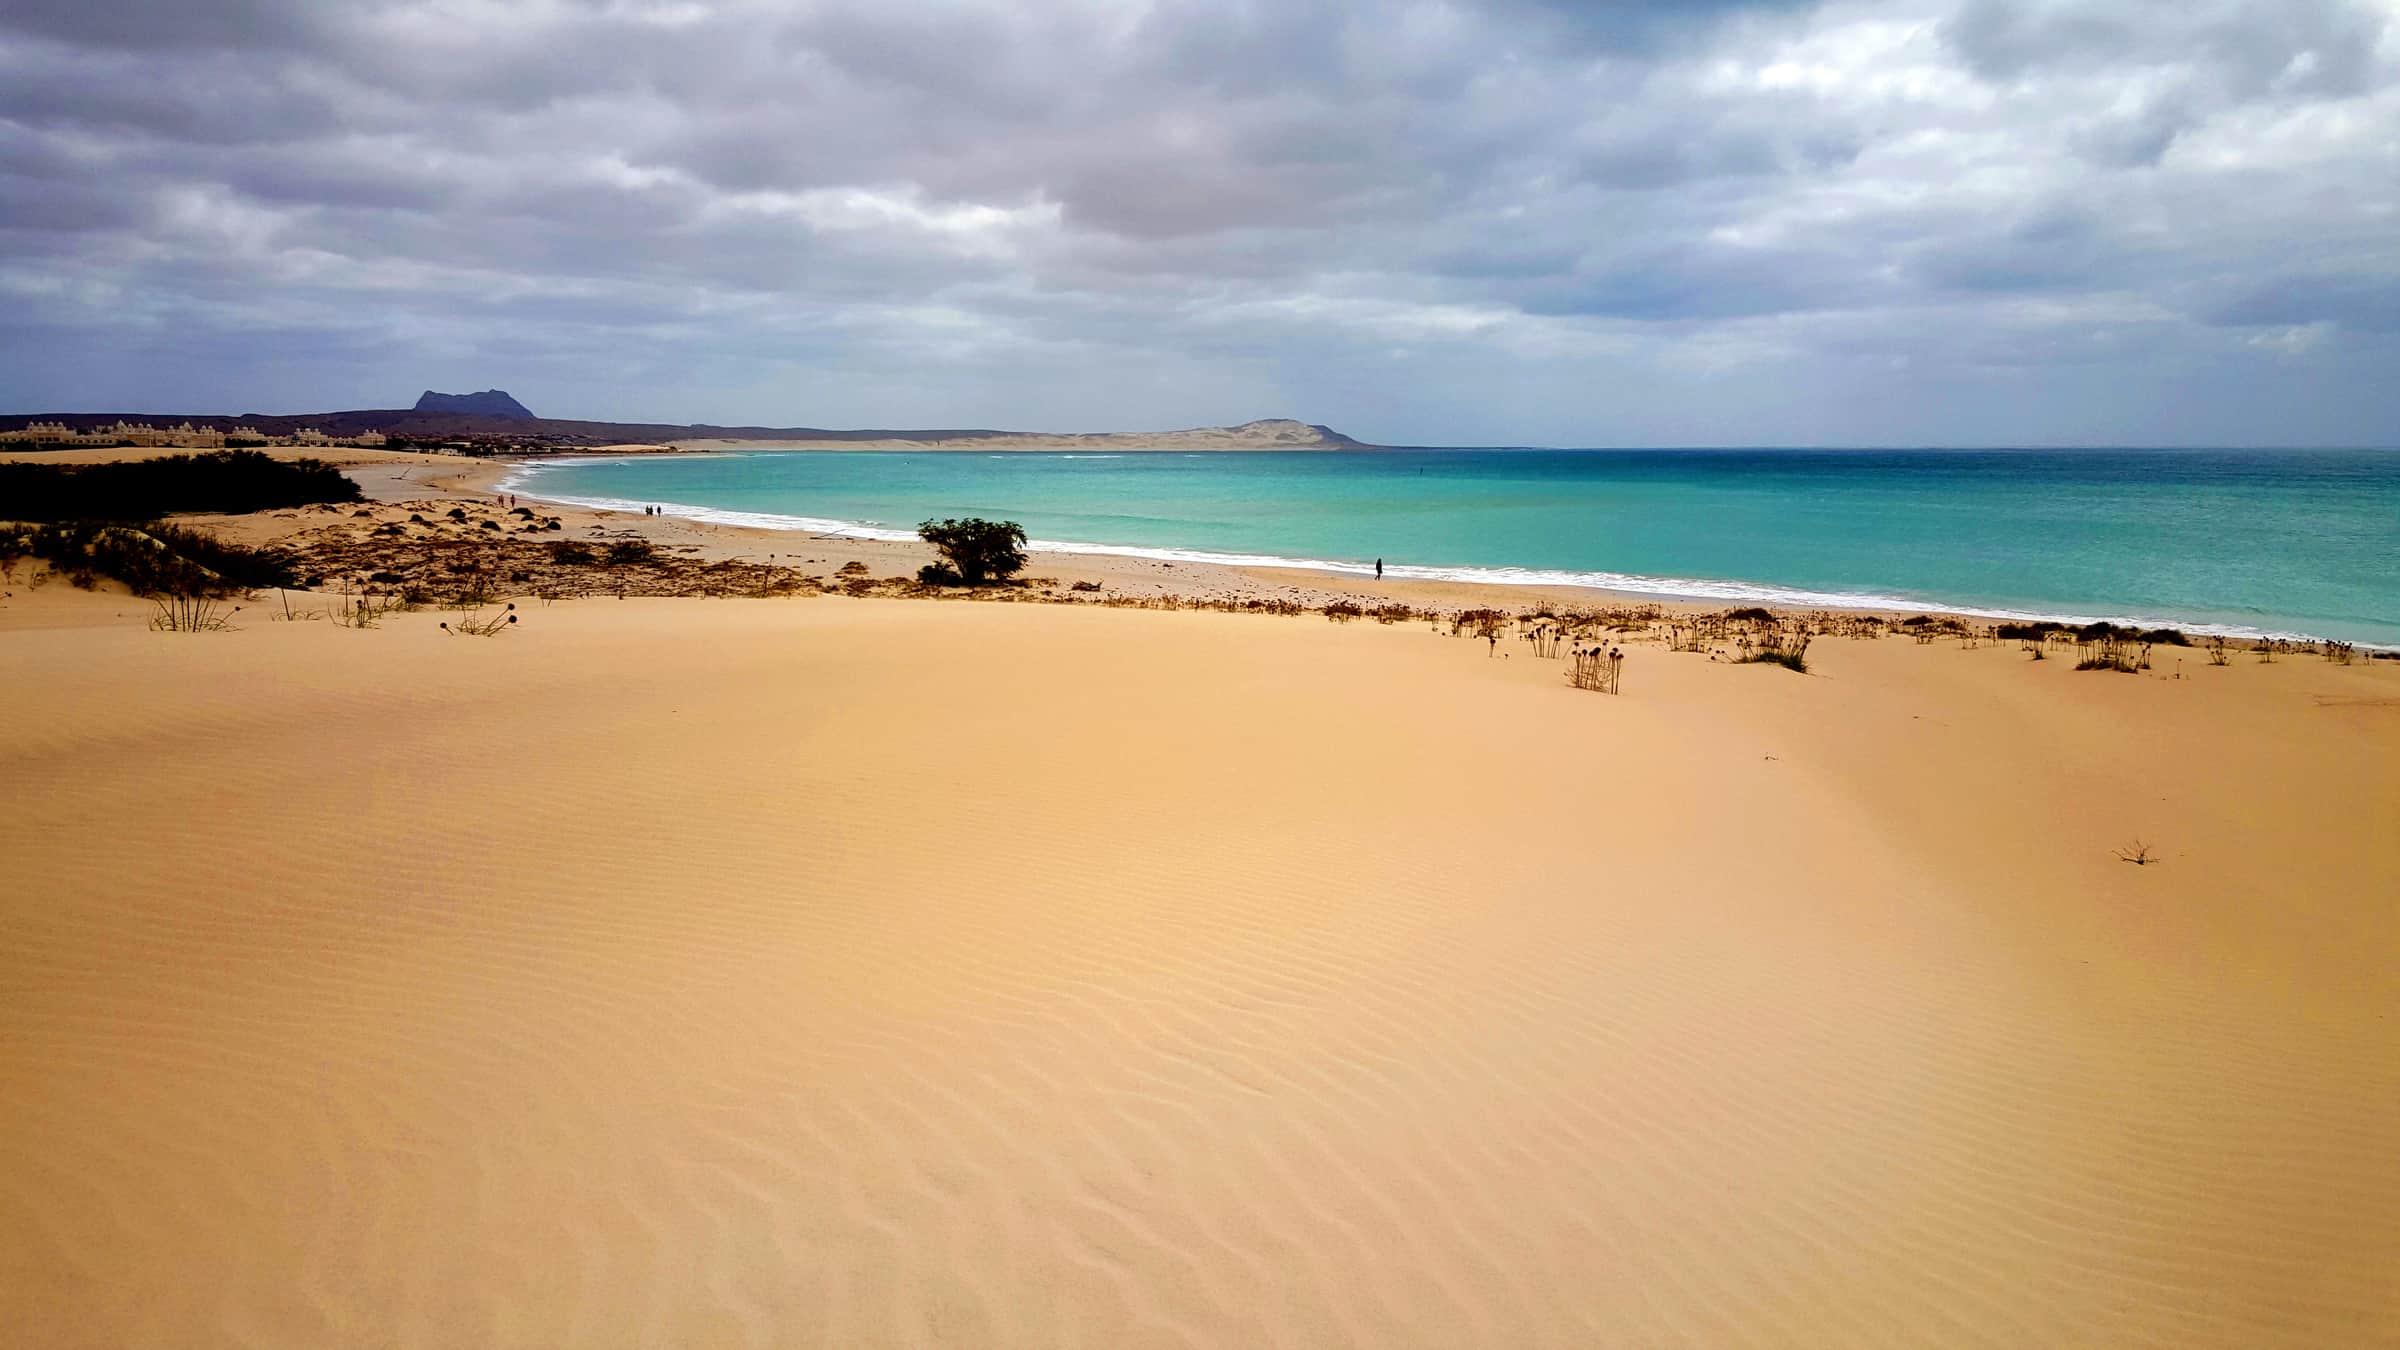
[{"left": 0, "top": 420, "right": 79, "bottom": 445}]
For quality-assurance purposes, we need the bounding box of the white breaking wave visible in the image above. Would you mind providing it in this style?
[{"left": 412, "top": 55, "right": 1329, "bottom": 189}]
[{"left": 497, "top": 459, "right": 2372, "bottom": 647}]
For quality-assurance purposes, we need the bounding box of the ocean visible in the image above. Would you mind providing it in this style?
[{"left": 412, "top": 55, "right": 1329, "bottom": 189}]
[{"left": 505, "top": 447, "right": 2400, "bottom": 647}]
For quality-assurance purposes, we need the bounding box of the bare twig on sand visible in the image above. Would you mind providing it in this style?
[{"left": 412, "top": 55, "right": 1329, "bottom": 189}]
[{"left": 441, "top": 603, "right": 518, "bottom": 636}]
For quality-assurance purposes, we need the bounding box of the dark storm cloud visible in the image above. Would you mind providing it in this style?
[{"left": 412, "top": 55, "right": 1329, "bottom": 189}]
[
  {"left": 0, "top": 0, "right": 338, "bottom": 53},
  {"left": 2, "top": 0, "right": 2396, "bottom": 445}
]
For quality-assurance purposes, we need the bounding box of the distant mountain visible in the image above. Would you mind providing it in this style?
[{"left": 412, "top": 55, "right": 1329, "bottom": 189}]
[
  {"left": 413, "top": 389, "right": 535, "bottom": 418},
  {"left": 4, "top": 406, "right": 1378, "bottom": 450},
  {"left": 762, "top": 418, "right": 1376, "bottom": 451}
]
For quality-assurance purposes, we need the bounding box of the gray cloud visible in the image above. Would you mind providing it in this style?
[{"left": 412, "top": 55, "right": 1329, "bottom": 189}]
[
  {"left": 2, "top": 0, "right": 2396, "bottom": 445},
  {"left": 1944, "top": 0, "right": 2384, "bottom": 95},
  {"left": 2211, "top": 274, "right": 2400, "bottom": 333}
]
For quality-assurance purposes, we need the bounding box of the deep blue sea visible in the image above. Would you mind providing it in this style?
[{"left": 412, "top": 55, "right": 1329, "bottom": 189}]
[{"left": 506, "top": 448, "right": 2400, "bottom": 647}]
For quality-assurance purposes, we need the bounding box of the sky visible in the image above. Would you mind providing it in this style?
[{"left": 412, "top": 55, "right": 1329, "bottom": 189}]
[{"left": 2, "top": 0, "right": 2396, "bottom": 446}]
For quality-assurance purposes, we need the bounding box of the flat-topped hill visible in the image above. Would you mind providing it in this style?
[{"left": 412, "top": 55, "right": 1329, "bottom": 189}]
[{"left": 413, "top": 389, "right": 535, "bottom": 418}]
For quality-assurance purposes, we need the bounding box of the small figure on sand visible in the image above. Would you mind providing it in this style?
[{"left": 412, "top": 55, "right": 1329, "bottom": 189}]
[{"left": 1376, "top": 557, "right": 1383, "bottom": 579}]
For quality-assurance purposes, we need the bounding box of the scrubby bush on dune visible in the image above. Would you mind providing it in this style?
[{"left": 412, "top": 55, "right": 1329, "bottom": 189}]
[
  {"left": 1, "top": 520, "right": 296, "bottom": 597},
  {"left": 916, "top": 517, "right": 1027, "bottom": 585},
  {"left": 1739, "top": 628, "right": 1812, "bottom": 672},
  {"left": 1451, "top": 608, "right": 1508, "bottom": 639},
  {"left": 0, "top": 450, "right": 361, "bottom": 520},
  {"left": 136, "top": 522, "right": 294, "bottom": 589},
  {"left": 2076, "top": 639, "right": 2145, "bottom": 673}
]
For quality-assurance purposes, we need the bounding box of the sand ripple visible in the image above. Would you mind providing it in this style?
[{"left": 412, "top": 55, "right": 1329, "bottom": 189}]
[{"left": 4, "top": 601, "right": 2396, "bottom": 1347}]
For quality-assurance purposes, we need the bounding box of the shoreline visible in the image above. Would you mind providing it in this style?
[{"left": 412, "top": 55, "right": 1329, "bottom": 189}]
[
  {"left": 11, "top": 441, "right": 2388, "bottom": 647},
  {"left": 492, "top": 456, "right": 2393, "bottom": 650},
  {"left": 660, "top": 436, "right": 1373, "bottom": 451},
  {"left": 6, "top": 445, "right": 2385, "bottom": 649}
]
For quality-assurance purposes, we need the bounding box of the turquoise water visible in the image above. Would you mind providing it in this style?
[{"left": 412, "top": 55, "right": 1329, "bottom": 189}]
[{"left": 507, "top": 448, "right": 2400, "bottom": 646}]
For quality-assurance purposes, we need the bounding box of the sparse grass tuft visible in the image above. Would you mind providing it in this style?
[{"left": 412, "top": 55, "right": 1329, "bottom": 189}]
[
  {"left": 149, "top": 594, "right": 240, "bottom": 632},
  {"left": 1738, "top": 628, "right": 1811, "bottom": 673},
  {"left": 441, "top": 604, "right": 517, "bottom": 636},
  {"left": 2076, "top": 637, "right": 2146, "bottom": 673}
]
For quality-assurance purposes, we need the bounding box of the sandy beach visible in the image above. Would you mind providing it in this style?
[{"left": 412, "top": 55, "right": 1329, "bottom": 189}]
[
  {"left": 14, "top": 0, "right": 2398, "bottom": 1336},
  {"left": 5, "top": 472, "right": 2399, "bottom": 1347}
]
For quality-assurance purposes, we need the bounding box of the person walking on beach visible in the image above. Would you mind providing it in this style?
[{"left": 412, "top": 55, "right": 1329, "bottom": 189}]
[{"left": 1375, "top": 557, "right": 1383, "bottom": 579}]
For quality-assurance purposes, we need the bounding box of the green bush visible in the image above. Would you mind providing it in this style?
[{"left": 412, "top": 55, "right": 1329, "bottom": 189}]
[
  {"left": 0, "top": 450, "right": 362, "bottom": 520},
  {"left": 916, "top": 517, "right": 1026, "bottom": 585}
]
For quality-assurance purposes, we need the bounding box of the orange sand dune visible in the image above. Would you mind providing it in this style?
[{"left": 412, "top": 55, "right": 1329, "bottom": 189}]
[{"left": 3, "top": 597, "right": 2395, "bottom": 1347}]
